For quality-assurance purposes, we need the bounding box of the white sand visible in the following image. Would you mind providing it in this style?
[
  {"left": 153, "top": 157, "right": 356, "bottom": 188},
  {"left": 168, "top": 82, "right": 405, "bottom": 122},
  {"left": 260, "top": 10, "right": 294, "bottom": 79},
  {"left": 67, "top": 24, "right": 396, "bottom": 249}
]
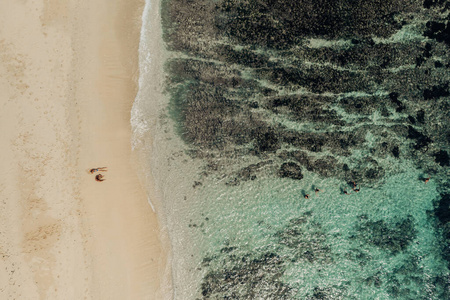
[{"left": 0, "top": 0, "right": 170, "bottom": 298}]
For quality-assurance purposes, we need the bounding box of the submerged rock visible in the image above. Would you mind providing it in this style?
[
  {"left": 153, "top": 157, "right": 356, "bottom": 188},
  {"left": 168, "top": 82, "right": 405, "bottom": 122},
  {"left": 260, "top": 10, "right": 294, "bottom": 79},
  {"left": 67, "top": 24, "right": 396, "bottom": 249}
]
[
  {"left": 435, "top": 193, "right": 450, "bottom": 225},
  {"left": 254, "top": 129, "right": 280, "bottom": 153},
  {"left": 278, "top": 162, "right": 303, "bottom": 180},
  {"left": 216, "top": 0, "right": 416, "bottom": 49},
  {"left": 275, "top": 214, "right": 332, "bottom": 264},
  {"left": 354, "top": 215, "right": 417, "bottom": 254},
  {"left": 423, "top": 84, "right": 449, "bottom": 100},
  {"left": 392, "top": 145, "right": 400, "bottom": 158},
  {"left": 407, "top": 126, "right": 432, "bottom": 151},
  {"left": 201, "top": 252, "right": 295, "bottom": 299},
  {"left": 424, "top": 20, "right": 450, "bottom": 47},
  {"left": 434, "top": 150, "right": 450, "bottom": 167}
]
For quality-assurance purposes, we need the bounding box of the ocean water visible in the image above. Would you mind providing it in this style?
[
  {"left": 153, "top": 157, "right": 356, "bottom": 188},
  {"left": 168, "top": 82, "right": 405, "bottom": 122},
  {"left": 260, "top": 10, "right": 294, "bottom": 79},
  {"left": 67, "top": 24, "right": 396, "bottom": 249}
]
[{"left": 133, "top": 0, "right": 450, "bottom": 299}]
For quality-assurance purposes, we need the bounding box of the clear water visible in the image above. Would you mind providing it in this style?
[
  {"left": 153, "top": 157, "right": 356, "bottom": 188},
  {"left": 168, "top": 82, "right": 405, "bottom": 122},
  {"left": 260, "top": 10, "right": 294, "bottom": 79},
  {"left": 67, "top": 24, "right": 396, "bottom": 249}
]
[{"left": 132, "top": 0, "right": 450, "bottom": 298}]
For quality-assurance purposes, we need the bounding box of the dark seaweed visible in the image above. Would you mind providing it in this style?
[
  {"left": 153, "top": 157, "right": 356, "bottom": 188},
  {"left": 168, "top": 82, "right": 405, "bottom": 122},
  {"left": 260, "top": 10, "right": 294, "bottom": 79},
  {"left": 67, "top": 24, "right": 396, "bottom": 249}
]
[
  {"left": 275, "top": 215, "right": 332, "bottom": 264},
  {"left": 278, "top": 162, "right": 303, "bottom": 180},
  {"left": 424, "top": 20, "right": 450, "bottom": 47},
  {"left": 162, "top": 0, "right": 449, "bottom": 186},
  {"left": 216, "top": 0, "right": 414, "bottom": 49},
  {"left": 353, "top": 215, "right": 417, "bottom": 254},
  {"left": 434, "top": 150, "right": 450, "bottom": 166},
  {"left": 201, "top": 252, "right": 295, "bottom": 299}
]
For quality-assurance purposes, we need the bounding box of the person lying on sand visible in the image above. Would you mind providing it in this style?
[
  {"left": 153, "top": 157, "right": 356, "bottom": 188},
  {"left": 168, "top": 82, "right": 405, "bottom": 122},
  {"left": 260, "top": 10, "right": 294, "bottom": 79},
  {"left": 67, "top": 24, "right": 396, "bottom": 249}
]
[
  {"left": 95, "top": 174, "right": 105, "bottom": 182},
  {"left": 90, "top": 167, "right": 107, "bottom": 174}
]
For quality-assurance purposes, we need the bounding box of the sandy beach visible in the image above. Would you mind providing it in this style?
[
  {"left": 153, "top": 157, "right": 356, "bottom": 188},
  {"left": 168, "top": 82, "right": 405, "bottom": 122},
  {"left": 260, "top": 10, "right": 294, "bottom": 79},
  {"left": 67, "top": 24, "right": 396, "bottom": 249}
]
[{"left": 0, "top": 0, "right": 169, "bottom": 299}]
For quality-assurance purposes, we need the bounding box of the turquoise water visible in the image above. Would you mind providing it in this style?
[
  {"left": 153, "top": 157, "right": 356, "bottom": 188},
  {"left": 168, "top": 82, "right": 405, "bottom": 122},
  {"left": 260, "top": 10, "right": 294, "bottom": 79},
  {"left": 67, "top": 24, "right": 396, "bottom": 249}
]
[
  {"left": 191, "top": 171, "right": 446, "bottom": 298},
  {"left": 133, "top": 0, "right": 450, "bottom": 298}
]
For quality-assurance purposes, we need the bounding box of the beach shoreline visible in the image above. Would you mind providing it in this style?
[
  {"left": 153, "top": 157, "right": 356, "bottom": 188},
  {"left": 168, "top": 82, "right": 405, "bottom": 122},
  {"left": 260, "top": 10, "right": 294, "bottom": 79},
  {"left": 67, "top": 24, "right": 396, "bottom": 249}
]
[{"left": 0, "top": 0, "right": 170, "bottom": 298}]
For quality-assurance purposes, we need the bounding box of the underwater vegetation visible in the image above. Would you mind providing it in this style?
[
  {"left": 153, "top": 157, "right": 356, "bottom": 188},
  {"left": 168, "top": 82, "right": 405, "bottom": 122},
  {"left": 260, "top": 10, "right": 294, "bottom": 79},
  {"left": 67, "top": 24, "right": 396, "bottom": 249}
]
[
  {"left": 162, "top": 0, "right": 449, "bottom": 187},
  {"left": 201, "top": 252, "right": 295, "bottom": 299}
]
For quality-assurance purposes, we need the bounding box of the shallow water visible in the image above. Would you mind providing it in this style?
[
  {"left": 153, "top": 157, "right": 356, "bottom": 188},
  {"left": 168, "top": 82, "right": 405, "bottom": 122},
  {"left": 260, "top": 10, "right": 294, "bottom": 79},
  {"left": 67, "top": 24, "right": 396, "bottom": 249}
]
[{"left": 133, "top": 0, "right": 450, "bottom": 298}]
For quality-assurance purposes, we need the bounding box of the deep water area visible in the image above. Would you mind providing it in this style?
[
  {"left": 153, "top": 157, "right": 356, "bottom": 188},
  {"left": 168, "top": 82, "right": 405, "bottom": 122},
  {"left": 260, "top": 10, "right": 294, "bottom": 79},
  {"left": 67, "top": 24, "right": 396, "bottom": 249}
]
[{"left": 150, "top": 0, "right": 450, "bottom": 298}]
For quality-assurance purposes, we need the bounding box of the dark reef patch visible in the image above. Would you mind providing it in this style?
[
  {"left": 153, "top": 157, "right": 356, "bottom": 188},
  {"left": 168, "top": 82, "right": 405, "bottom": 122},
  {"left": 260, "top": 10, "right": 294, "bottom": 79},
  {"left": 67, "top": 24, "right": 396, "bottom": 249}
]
[
  {"left": 216, "top": 0, "right": 415, "bottom": 49},
  {"left": 237, "top": 161, "right": 272, "bottom": 182},
  {"left": 345, "top": 248, "right": 372, "bottom": 267},
  {"left": 416, "top": 110, "right": 425, "bottom": 123},
  {"left": 254, "top": 127, "right": 281, "bottom": 153},
  {"left": 433, "top": 150, "right": 450, "bottom": 166},
  {"left": 306, "top": 285, "right": 347, "bottom": 300},
  {"left": 424, "top": 20, "right": 450, "bottom": 47},
  {"left": 215, "top": 44, "right": 273, "bottom": 68},
  {"left": 256, "top": 66, "right": 375, "bottom": 94},
  {"left": 433, "top": 203, "right": 450, "bottom": 267},
  {"left": 352, "top": 215, "right": 417, "bottom": 254},
  {"left": 387, "top": 255, "right": 450, "bottom": 299},
  {"left": 435, "top": 193, "right": 450, "bottom": 226},
  {"left": 265, "top": 95, "right": 344, "bottom": 125},
  {"left": 363, "top": 273, "right": 383, "bottom": 288},
  {"left": 279, "top": 151, "right": 345, "bottom": 178},
  {"left": 278, "top": 162, "right": 303, "bottom": 180},
  {"left": 340, "top": 95, "right": 389, "bottom": 115},
  {"left": 423, "top": 0, "right": 450, "bottom": 9},
  {"left": 275, "top": 215, "right": 332, "bottom": 264},
  {"left": 423, "top": 84, "right": 449, "bottom": 100},
  {"left": 392, "top": 145, "right": 400, "bottom": 158},
  {"left": 388, "top": 92, "right": 406, "bottom": 112},
  {"left": 201, "top": 252, "right": 295, "bottom": 299},
  {"left": 407, "top": 126, "right": 432, "bottom": 151}
]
